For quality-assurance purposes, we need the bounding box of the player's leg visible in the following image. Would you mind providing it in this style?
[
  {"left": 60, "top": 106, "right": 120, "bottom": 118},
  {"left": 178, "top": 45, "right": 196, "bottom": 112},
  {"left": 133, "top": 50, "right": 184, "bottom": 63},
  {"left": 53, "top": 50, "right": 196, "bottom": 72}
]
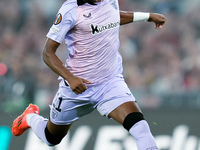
[
  {"left": 12, "top": 79, "right": 94, "bottom": 146},
  {"left": 12, "top": 104, "right": 71, "bottom": 146},
  {"left": 108, "top": 101, "right": 159, "bottom": 150},
  {"left": 28, "top": 115, "right": 71, "bottom": 146},
  {"left": 96, "top": 75, "right": 158, "bottom": 150},
  {"left": 108, "top": 101, "right": 141, "bottom": 124},
  {"left": 32, "top": 80, "right": 94, "bottom": 146}
]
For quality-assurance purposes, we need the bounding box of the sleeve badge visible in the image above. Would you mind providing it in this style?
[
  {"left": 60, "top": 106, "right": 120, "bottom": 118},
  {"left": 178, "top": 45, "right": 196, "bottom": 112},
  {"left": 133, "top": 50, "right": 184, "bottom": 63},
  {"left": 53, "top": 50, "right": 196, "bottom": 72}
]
[{"left": 54, "top": 13, "right": 62, "bottom": 25}]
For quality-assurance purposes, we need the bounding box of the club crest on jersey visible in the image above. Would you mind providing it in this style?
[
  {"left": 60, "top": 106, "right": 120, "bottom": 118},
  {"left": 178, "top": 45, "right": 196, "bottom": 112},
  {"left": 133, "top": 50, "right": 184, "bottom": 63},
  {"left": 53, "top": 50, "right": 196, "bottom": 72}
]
[
  {"left": 51, "top": 108, "right": 58, "bottom": 119},
  {"left": 54, "top": 13, "right": 62, "bottom": 25}
]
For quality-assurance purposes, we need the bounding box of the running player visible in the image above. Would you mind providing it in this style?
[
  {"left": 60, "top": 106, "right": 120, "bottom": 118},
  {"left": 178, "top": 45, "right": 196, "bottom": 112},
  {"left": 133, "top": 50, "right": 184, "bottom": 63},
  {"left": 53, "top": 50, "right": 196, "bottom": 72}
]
[{"left": 12, "top": 0, "right": 166, "bottom": 149}]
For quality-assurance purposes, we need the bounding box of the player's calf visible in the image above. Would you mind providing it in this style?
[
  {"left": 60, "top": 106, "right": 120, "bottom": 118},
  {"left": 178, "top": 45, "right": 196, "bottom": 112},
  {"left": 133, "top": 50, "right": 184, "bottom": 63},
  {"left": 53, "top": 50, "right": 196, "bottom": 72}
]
[
  {"left": 44, "top": 127, "right": 65, "bottom": 146},
  {"left": 123, "top": 112, "right": 144, "bottom": 131},
  {"left": 123, "top": 112, "right": 159, "bottom": 150}
]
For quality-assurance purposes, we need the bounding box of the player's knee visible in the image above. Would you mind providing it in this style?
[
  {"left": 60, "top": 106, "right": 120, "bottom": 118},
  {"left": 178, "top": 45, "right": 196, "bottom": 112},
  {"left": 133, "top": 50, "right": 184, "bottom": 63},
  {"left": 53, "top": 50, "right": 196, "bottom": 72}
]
[
  {"left": 123, "top": 112, "right": 144, "bottom": 131},
  {"left": 44, "top": 127, "right": 64, "bottom": 146}
]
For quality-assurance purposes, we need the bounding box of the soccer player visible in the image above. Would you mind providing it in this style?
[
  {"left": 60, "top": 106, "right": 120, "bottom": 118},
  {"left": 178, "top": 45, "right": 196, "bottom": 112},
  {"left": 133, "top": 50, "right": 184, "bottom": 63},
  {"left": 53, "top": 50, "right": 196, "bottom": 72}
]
[{"left": 12, "top": 0, "right": 166, "bottom": 149}]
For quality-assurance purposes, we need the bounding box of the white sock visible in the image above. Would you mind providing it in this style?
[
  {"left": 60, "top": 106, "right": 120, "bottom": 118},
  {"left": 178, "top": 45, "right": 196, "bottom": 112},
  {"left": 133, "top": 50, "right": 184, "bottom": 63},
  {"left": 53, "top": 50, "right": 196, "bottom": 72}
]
[
  {"left": 129, "top": 120, "right": 159, "bottom": 150},
  {"left": 26, "top": 113, "right": 36, "bottom": 126},
  {"left": 26, "top": 114, "right": 52, "bottom": 146}
]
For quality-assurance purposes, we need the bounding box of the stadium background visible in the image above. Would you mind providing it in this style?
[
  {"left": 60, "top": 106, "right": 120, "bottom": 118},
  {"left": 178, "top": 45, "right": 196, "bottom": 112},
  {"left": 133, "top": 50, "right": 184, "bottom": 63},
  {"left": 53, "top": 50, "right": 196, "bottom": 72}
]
[{"left": 0, "top": 0, "right": 200, "bottom": 149}]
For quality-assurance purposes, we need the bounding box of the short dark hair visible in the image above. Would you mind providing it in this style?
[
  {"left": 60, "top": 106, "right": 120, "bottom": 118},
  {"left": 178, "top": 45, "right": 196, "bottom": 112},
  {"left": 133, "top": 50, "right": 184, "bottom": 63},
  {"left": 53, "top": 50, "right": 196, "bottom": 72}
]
[{"left": 77, "top": 0, "right": 97, "bottom": 6}]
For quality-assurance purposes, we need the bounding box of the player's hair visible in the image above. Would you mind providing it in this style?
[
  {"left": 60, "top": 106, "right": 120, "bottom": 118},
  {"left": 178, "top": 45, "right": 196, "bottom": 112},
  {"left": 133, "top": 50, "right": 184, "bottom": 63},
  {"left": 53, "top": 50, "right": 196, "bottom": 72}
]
[{"left": 77, "top": 0, "right": 97, "bottom": 5}]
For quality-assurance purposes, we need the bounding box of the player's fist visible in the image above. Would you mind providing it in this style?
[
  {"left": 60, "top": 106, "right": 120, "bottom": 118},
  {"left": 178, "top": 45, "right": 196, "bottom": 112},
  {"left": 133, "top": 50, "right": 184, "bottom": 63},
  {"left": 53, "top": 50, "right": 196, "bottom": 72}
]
[
  {"left": 68, "top": 75, "right": 91, "bottom": 95},
  {"left": 148, "top": 13, "right": 166, "bottom": 29}
]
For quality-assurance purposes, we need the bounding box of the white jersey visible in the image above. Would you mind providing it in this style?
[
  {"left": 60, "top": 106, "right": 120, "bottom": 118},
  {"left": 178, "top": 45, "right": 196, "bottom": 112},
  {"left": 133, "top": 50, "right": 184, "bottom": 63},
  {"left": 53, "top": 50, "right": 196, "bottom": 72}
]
[{"left": 47, "top": 0, "right": 123, "bottom": 86}]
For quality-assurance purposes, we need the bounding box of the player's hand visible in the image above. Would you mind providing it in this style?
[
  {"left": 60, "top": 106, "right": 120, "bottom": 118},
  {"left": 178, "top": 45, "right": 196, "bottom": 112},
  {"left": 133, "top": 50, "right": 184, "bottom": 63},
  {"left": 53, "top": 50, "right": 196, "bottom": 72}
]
[
  {"left": 148, "top": 13, "right": 166, "bottom": 29},
  {"left": 67, "top": 75, "right": 91, "bottom": 95}
]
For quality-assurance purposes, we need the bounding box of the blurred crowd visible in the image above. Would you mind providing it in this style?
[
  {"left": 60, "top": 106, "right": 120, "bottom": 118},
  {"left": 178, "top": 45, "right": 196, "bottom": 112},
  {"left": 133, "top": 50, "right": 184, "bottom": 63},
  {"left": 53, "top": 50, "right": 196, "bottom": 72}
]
[{"left": 0, "top": 0, "right": 200, "bottom": 112}]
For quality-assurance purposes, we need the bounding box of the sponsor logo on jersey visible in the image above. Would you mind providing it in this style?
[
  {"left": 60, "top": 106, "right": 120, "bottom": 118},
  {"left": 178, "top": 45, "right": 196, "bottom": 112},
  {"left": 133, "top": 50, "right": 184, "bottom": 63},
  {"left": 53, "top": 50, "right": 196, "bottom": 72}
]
[
  {"left": 83, "top": 13, "right": 92, "bottom": 18},
  {"left": 126, "top": 92, "right": 132, "bottom": 96},
  {"left": 90, "top": 21, "right": 120, "bottom": 34},
  {"left": 54, "top": 13, "right": 62, "bottom": 25}
]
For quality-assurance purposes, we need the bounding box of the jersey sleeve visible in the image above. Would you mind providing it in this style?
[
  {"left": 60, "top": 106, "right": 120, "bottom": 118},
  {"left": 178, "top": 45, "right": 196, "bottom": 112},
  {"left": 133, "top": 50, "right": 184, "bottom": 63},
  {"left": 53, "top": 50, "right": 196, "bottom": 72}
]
[{"left": 46, "top": 2, "right": 77, "bottom": 43}]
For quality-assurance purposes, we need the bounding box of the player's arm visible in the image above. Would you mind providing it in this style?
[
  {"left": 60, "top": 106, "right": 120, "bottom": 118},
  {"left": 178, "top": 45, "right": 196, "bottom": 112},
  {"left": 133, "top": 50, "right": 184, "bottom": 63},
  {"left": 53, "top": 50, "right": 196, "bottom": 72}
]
[
  {"left": 43, "top": 38, "right": 91, "bottom": 94},
  {"left": 120, "top": 11, "right": 166, "bottom": 29},
  {"left": 43, "top": 38, "right": 72, "bottom": 81},
  {"left": 120, "top": 11, "right": 133, "bottom": 25}
]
